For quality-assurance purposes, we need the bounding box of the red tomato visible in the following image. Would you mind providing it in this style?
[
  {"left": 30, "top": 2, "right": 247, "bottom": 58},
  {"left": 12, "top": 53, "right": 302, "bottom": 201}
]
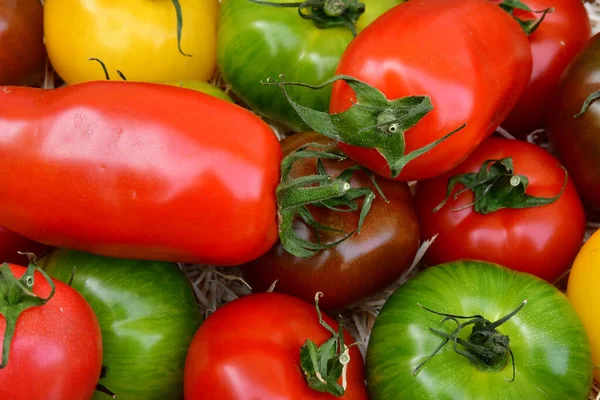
[
  {"left": 330, "top": 0, "right": 532, "bottom": 181},
  {"left": 184, "top": 292, "right": 368, "bottom": 400},
  {"left": 0, "top": 264, "right": 102, "bottom": 400},
  {"left": 499, "top": 0, "right": 591, "bottom": 137},
  {"left": 414, "top": 137, "right": 585, "bottom": 282},
  {"left": 0, "top": 227, "right": 50, "bottom": 265},
  {"left": 0, "top": 81, "right": 281, "bottom": 265}
]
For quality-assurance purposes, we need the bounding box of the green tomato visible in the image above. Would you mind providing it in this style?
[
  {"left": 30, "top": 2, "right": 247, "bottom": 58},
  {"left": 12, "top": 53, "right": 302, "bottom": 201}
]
[
  {"left": 40, "top": 249, "right": 202, "bottom": 400},
  {"left": 367, "top": 260, "right": 592, "bottom": 399},
  {"left": 217, "top": 0, "right": 402, "bottom": 131},
  {"left": 164, "top": 80, "right": 234, "bottom": 103}
]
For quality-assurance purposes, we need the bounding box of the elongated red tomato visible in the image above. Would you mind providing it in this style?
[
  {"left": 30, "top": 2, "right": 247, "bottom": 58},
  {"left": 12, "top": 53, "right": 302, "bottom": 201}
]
[
  {"left": 330, "top": 0, "right": 532, "bottom": 181},
  {"left": 0, "top": 82, "right": 281, "bottom": 265}
]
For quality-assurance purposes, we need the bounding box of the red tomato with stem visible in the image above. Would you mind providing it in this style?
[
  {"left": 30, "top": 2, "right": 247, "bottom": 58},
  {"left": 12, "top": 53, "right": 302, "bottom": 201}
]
[
  {"left": 184, "top": 292, "right": 368, "bottom": 400},
  {"left": 498, "top": 0, "right": 591, "bottom": 137},
  {"left": 414, "top": 137, "right": 585, "bottom": 282},
  {"left": 0, "top": 263, "right": 102, "bottom": 400},
  {"left": 0, "top": 227, "right": 51, "bottom": 265}
]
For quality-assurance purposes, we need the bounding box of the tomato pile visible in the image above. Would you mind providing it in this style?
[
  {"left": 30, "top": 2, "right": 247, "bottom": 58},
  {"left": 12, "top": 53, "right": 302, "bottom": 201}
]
[{"left": 0, "top": 0, "right": 599, "bottom": 399}]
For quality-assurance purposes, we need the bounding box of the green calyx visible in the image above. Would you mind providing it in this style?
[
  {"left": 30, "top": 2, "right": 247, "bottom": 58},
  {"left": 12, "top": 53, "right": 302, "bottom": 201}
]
[
  {"left": 574, "top": 91, "right": 600, "bottom": 118},
  {"left": 433, "top": 157, "right": 567, "bottom": 215},
  {"left": 498, "top": 0, "right": 553, "bottom": 35},
  {"left": 0, "top": 260, "right": 55, "bottom": 368},
  {"left": 88, "top": 58, "right": 127, "bottom": 81},
  {"left": 247, "top": 0, "right": 366, "bottom": 36},
  {"left": 277, "top": 142, "right": 386, "bottom": 258},
  {"left": 300, "top": 292, "right": 356, "bottom": 396},
  {"left": 170, "top": 0, "right": 191, "bottom": 57},
  {"left": 414, "top": 300, "right": 527, "bottom": 382},
  {"left": 264, "top": 75, "right": 466, "bottom": 179}
]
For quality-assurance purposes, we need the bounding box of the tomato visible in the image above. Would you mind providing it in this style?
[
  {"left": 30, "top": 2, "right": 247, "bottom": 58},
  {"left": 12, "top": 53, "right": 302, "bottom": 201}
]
[
  {"left": 414, "top": 137, "right": 585, "bottom": 283},
  {"left": 0, "top": 0, "right": 46, "bottom": 85},
  {"left": 0, "top": 263, "right": 103, "bottom": 400},
  {"left": 546, "top": 32, "right": 600, "bottom": 210},
  {"left": 367, "top": 260, "right": 593, "bottom": 399},
  {"left": 0, "top": 81, "right": 282, "bottom": 265},
  {"left": 567, "top": 228, "right": 600, "bottom": 383},
  {"left": 217, "top": 0, "right": 402, "bottom": 131},
  {"left": 184, "top": 292, "right": 368, "bottom": 399},
  {"left": 165, "top": 80, "right": 234, "bottom": 103},
  {"left": 0, "top": 227, "right": 50, "bottom": 265},
  {"left": 44, "top": 0, "right": 219, "bottom": 84},
  {"left": 40, "top": 249, "right": 201, "bottom": 400},
  {"left": 499, "top": 0, "right": 591, "bottom": 137},
  {"left": 242, "top": 132, "right": 419, "bottom": 311}
]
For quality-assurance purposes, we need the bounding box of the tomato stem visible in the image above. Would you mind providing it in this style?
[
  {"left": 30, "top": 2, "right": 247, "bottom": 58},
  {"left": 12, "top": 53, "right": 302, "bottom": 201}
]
[
  {"left": 0, "top": 262, "right": 55, "bottom": 368},
  {"left": 263, "top": 74, "right": 466, "bottom": 179}
]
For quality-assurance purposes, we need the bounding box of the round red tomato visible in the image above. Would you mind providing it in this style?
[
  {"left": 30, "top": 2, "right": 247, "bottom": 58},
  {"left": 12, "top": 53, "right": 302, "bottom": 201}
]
[
  {"left": 499, "top": 0, "right": 591, "bottom": 137},
  {"left": 184, "top": 292, "right": 368, "bottom": 400},
  {"left": 0, "top": 264, "right": 102, "bottom": 400},
  {"left": 414, "top": 137, "right": 585, "bottom": 282},
  {"left": 0, "top": 227, "right": 50, "bottom": 265},
  {"left": 242, "top": 132, "right": 420, "bottom": 311},
  {"left": 329, "top": 0, "right": 532, "bottom": 181}
]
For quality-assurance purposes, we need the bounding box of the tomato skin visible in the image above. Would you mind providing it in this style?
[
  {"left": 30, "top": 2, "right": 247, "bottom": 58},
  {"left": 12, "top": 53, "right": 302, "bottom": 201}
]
[
  {"left": 567, "top": 229, "right": 600, "bottom": 383},
  {"left": 44, "top": 0, "right": 219, "bottom": 84},
  {"left": 242, "top": 132, "right": 420, "bottom": 311},
  {"left": 0, "top": 81, "right": 282, "bottom": 265},
  {"left": 217, "top": 0, "right": 402, "bottom": 131},
  {"left": 500, "top": 0, "right": 591, "bottom": 137},
  {"left": 164, "top": 80, "right": 234, "bottom": 103},
  {"left": 41, "top": 249, "right": 202, "bottom": 400},
  {"left": 0, "top": 0, "right": 46, "bottom": 85},
  {"left": 184, "top": 292, "right": 368, "bottom": 400},
  {"left": 331, "top": 0, "right": 532, "bottom": 181},
  {"left": 367, "top": 260, "right": 593, "bottom": 399},
  {"left": 414, "top": 137, "right": 585, "bottom": 282},
  {"left": 0, "top": 227, "right": 50, "bottom": 265},
  {"left": 546, "top": 32, "right": 600, "bottom": 210},
  {"left": 0, "top": 264, "right": 103, "bottom": 400}
]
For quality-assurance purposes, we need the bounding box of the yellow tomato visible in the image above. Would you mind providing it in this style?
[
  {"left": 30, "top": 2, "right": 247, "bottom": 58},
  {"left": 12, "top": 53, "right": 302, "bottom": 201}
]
[
  {"left": 44, "top": 0, "right": 218, "bottom": 84},
  {"left": 567, "top": 228, "right": 600, "bottom": 382}
]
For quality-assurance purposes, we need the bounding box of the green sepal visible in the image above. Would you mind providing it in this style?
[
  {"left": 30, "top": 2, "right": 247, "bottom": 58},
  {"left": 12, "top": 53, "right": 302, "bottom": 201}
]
[
  {"left": 0, "top": 261, "right": 55, "bottom": 368},
  {"left": 574, "top": 91, "right": 600, "bottom": 118},
  {"left": 433, "top": 157, "right": 567, "bottom": 215},
  {"left": 264, "top": 75, "right": 466, "bottom": 178},
  {"left": 498, "top": 0, "right": 553, "bottom": 35},
  {"left": 170, "top": 0, "right": 191, "bottom": 57}
]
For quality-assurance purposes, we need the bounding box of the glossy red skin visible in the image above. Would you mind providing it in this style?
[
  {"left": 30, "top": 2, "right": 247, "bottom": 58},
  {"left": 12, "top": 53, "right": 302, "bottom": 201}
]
[
  {"left": 242, "top": 132, "right": 420, "bottom": 311},
  {"left": 184, "top": 292, "right": 368, "bottom": 400},
  {"left": 546, "top": 32, "right": 600, "bottom": 210},
  {"left": 0, "top": 81, "right": 282, "bottom": 265},
  {"left": 331, "top": 0, "right": 532, "bottom": 181},
  {"left": 500, "top": 0, "right": 591, "bottom": 137},
  {"left": 0, "top": 0, "right": 46, "bottom": 85},
  {"left": 0, "top": 227, "right": 51, "bottom": 265},
  {"left": 0, "top": 264, "right": 102, "bottom": 400},
  {"left": 415, "top": 137, "right": 585, "bottom": 282}
]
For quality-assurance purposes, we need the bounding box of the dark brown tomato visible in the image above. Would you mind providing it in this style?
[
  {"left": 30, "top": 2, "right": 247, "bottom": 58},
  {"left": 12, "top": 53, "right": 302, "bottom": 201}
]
[
  {"left": 546, "top": 32, "right": 600, "bottom": 210},
  {"left": 241, "top": 132, "right": 420, "bottom": 311},
  {"left": 0, "top": 0, "right": 46, "bottom": 85}
]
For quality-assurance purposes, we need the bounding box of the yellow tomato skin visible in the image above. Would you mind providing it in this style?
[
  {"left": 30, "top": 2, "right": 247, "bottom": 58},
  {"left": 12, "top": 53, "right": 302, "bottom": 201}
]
[
  {"left": 567, "top": 229, "right": 600, "bottom": 382},
  {"left": 44, "top": 0, "right": 218, "bottom": 84}
]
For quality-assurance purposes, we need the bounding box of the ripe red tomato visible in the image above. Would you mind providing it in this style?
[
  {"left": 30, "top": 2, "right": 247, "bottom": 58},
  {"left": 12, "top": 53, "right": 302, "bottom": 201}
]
[
  {"left": 329, "top": 0, "right": 532, "bottom": 181},
  {"left": 0, "top": 264, "right": 102, "bottom": 400},
  {"left": 0, "top": 227, "right": 50, "bottom": 265},
  {"left": 499, "top": 0, "right": 591, "bottom": 137},
  {"left": 184, "top": 292, "right": 368, "bottom": 400},
  {"left": 242, "top": 132, "right": 420, "bottom": 311},
  {"left": 414, "top": 137, "right": 585, "bottom": 282},
  {"left": 0, "top": 81, "right": 281, "bottom": 265}
]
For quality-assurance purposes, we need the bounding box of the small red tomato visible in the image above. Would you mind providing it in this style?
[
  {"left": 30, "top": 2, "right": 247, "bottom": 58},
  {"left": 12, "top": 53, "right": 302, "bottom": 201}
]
[
  {"left": 0, "top": 263, "right": 103, "bottom": 400},
  {"left": 0, "top": 227, "right": 51, "bottom": 265},
  {"left": 498, "top": 0, "right": 591, "bottom": 137},
  {"left": 415, "top": 137, "right": 585, "bottom": 282},
  {"left": 242, "top": 132, "right": 420, "bottom": 311},
  {"left": 184, "top": 292, "right": 368, "bottom": 400}
]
